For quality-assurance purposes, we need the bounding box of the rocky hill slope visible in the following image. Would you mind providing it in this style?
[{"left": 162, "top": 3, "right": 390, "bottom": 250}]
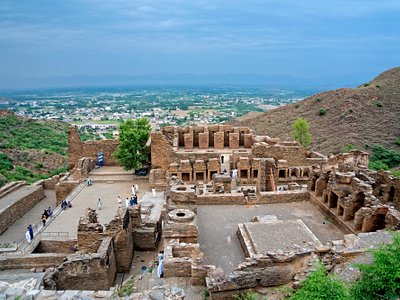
[{"left": 230, "top": 67, "right": 400, "bottom": 155}]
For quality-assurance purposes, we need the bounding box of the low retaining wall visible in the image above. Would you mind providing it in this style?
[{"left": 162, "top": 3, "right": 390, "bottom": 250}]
[
  {"left": 0, "top": 253, "right": 67, "bottom": 270},
  {"left": 33, "top": 240, "right": 76, "bottom": 254},
  {"left": 196, "top": 193, "right": 246, "bottom": 205},
  {"left": 0, "top": 185, "right": 45, "bottom": 234},
  {"left": 258, "top": 190, "right": 309, "bottom": 204}
]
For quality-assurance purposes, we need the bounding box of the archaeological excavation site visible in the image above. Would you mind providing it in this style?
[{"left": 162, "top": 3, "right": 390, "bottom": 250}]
[{"left": 0, "top": 124, "right": 399, "bottom": 299}]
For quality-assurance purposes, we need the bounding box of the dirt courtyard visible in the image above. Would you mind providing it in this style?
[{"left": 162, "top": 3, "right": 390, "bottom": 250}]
[{"left": 197, "top": 201, "right": 344, "bottom": 274}]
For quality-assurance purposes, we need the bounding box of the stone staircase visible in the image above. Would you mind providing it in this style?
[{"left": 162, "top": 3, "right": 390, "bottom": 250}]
[{"left": 89, "top": 169, "right": 135, "bottom": 183}]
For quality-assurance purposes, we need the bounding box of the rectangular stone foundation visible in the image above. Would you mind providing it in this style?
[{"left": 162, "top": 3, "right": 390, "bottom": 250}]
[{"left": 237, "top": 219, "right": 322, "bottom": 257}]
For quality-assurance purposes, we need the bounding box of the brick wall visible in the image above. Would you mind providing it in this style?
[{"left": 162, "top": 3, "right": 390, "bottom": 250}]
[{"left": 68, "top": 126, "right": 119, "bottom": 169}]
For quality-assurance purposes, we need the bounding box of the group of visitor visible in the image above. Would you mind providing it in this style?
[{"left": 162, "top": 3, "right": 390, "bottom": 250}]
[{"left": 61, "top": 200, "right": 72, "bottom": 210}]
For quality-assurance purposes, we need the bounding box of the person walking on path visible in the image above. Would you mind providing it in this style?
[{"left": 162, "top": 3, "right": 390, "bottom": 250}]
[
  {"left": 131, "top": 184, "right": 135, "bottom": 196},
  {"left": 98, "top": 198, "right": 103, "bottom": 210},
  {"left": 28, "top": 225, "right": 33, "bottom": 240},
  {"left": 41, "top": 214, "right": 47, "bottom": 227},
  {"left": 25, "top": 229, "right": 31, "bottom": 244}
]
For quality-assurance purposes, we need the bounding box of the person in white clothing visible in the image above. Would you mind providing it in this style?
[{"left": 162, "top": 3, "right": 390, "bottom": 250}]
[
  {"left": 131, "top": 185, "right": 135, "bottom": 195},
  {"left": 97, "top": 198, "right": 102, "bottom": 210},
  {"left": 117, "top": 196, "right": 122, "bottom": 205},
  {"left": 25, "top": 230, "right": 31, "bottom": 244},
  {"left": 125, "top": 197, "right": 129, "bottom": 208},
  {"left": 135, "top": 183, "right": 139, "bottom": 194},
  {"left": 152, "top": 188, "right": 157, "bottom": 198}
]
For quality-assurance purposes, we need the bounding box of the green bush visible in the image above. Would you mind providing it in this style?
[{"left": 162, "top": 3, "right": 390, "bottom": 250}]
[
  {"left": 0, "top": 153, "right": 13, "bottom": 171},
  {"left": 375, "top": 101, "right": 383, "bottom": 108},
  {"left": 369, "top": 145, "right": 400, "bottom": 170},
  {"left": 395, "top": 137, "right": 400, "bottom": 146},
  {"left": 319, "top": 109, "right": 326, "bottom": 116},
  {"left": 348, "top": 108, "right": 353, "bottom": 113},
  {"left": 316, "top": 98, "right": 322, "bottom": 102},
  {"left": 289, "top": 263, "right": 349, "bottom": 300},
  {"left": 363, "top": 83, "right": 370, "bottom": 87},
  {"left": 351, "top": 232, "right": 400, "bottom": 299}
]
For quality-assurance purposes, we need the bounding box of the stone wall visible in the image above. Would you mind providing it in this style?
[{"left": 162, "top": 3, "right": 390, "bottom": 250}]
[
  {"left": 42, "top": 175, "right": 63, "bottom": 190},
  {"left": 0, "top": 254, "right": 67, "bottom": 270},
  {"left": 68, "top": 126, "right": 119, "bottom": 169},
  {"left": 0, "top": 184, "right": 45, "bottom": 234},
  {"left": 104, "top": 208, "right": 134, "bottom": 273},
  {"left": 33, "top": 240, "right": 76, "bottom": 254},
  {"left": 151, "top": 132, "right": 177, "bottom": 170},
  {"left": 48, "top": 237, "right": 117, "bottom": 291},
  {"left": 373, "top": 170, "right": 400, "bottom": 210},
  {"left": 257, "top": 190, "right": 309, "bottom": 204},
  {"left": 54, "top": 175, "right": 79, "bottom": 205},
  {"left": 206, "top": 251, "right": 312, "bottom": 297}
]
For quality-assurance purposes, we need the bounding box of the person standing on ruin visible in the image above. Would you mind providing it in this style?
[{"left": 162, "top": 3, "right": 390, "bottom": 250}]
[
  {"left": 97, "top": 198, "right": 103, "bottom": 210},
  {"left": 117, "top": 196, "right": 122, "bottom": 206},
  {"left": 131, "top": 184, "right": 135, "bottom": 195},
  {"left": 126, "top": 197, "right": 130, "bottom": 208}
]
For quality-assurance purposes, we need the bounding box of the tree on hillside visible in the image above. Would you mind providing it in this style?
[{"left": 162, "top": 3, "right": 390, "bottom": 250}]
[
  {"left": 292, "top": 117, "right": 312, "bottom": 149},
  {"left": 113, "top": 118, "right": 151, "bottom": 171}
]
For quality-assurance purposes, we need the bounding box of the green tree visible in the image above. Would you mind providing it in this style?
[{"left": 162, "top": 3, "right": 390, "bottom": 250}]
[
  {"left": 292, "top": 118, "right": 312, "bottom": 149},
  {"left": 113, "top": 118, "right": 151, "bottom": 171},
  {"left": 351, "top": 231, "right": 400, "bottom": 300},
  {"left": 289, "top": 263, "right": 349, "bottom": 300}
]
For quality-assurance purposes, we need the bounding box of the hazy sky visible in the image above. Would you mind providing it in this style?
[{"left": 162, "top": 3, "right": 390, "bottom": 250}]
[{"left": 0, "top": 0, "right": 399, "bottom": 89}]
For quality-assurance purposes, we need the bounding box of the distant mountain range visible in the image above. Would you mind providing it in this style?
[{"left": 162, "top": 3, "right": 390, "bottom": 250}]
[
  {"left": 229, "top": 67, "right": 400, "bottom": 155},
  {"left": 0, "top": 72, "right": 380, "bottom": 91}
]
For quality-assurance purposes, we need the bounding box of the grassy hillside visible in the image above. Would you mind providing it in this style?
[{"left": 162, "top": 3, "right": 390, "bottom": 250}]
[
  {"left": 0, "top": 111, "right": 68, "bottom": 155},
  {"left": 0, "top": 111, "right": 69, "bottom": 185},
  {"left": 230, "top": 67, "right": 400, "bottom": 156}
]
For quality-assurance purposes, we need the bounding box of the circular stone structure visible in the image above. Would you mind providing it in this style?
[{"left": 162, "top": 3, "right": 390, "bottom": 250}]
[{"left": 168, "top": 209, "right": 195, "bottom": 223}]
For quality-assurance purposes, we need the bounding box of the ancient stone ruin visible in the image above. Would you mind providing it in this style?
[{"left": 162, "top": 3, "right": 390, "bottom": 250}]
[{"left": 0, "top": 124, "right": 399, "bottom": 299}]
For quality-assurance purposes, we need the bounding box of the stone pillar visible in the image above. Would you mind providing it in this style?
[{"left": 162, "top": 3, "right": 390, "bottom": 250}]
[
  {"left": 229, "top": 132, "right": 240, "bottom": 149},
  {"left": 198, "top": 132, "right": 209, "bottom": 149},
  {"left": 214, "top": 131, "right": 225, "bottom": 149},
  {"left": 244, "top": 133, "right": 253, "bottom": 148},
  {"left": 184, "top": 132, "right": 193, "bottom": 150}
]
